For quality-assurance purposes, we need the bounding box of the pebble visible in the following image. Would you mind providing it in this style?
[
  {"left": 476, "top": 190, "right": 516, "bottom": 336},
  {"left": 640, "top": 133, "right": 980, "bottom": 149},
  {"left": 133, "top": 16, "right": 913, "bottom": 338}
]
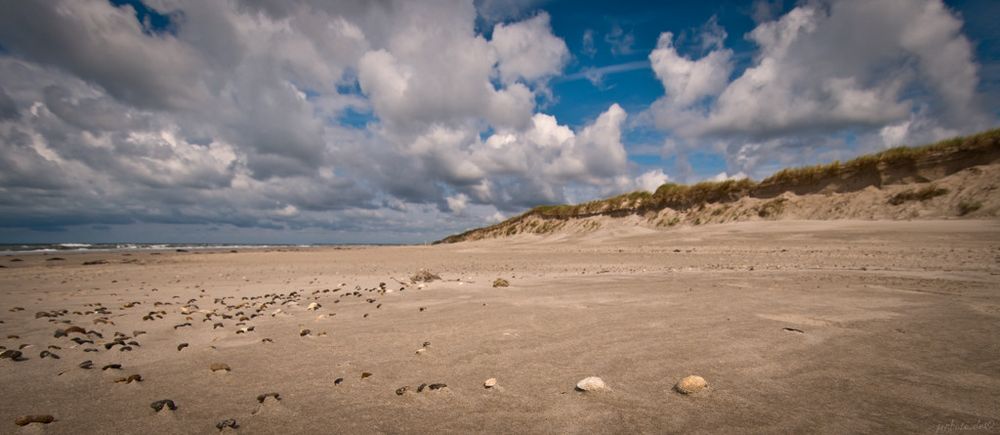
[
  {"left": 256, "top": 392, "right": 281, "bottom": 403},
  {"left": 216, "top": 419, "right": 239, "bottom": 431},
  {"left": 361, "top": 372, "right": 372, "bottom": 379},
  {"left": 334, "top": 378, "right": 344, "bottom": 385},
  {"left": 40, "top": 350, "right": 60, "bottom": 359},
  {"left": 675, "top": 375, "right": 708, "bottom": 394},
  {"left": 210, "top": 363, "right": 231, "bottom": 373},
  {"left": 575, "top": 376, "right": 610, "bottom": 392},
  {"left": 115, "top": 374, "right": 143, "bottom": 384},
  {"left": 15, "top": 415, "right": 54, "bottom": 426},
  {"left": 177, "top": 343, "right": 189, "bottom": 351},
  {"left": 1, "top": 350, "right": 25, "bottom": 361},
  {"left": 150, "top": 399, "right": 177, "bottom": 412},
  {"left": 484, "top": 378, "right": 497, "bottom": 388},
  {"left": 395, "top": 386, "right": 410, "bottom": 395},
  {"left": 79, "top": 360, "right": 94, "bottom": 369},
  {"left": 306, "top": 302, "right": 320, "bottom": 310}
]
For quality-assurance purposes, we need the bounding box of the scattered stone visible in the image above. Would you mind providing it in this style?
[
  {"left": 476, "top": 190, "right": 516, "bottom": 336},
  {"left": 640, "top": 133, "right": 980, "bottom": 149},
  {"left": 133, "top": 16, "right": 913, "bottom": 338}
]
[
  {"left": 306, "top": 302, "right": 320, "bottom": 311},
  {"left": 177, "top": 343, "right": 189, "bottom": 351},
  {"left": 210, "top": 363, "right": 231, "bottom": 373},
  {"left": 782, "top": 327, "right": 804, "bottom": 334},
  {"left": 15, "top": 415, "right": 54, "bottom": 426},
  {"left": 415, "top": 348, "right": 426, "bottom": 355},
  {"left": 115, "top": 374, "right": 143, "bottom": 384},
  {"left": 299, "top": 329, "right": 311, "bottom": 337},
  {"left": 102, "top": 364, "right": 122, "bottom": 370},
  {"left": 40, "top": 350, "right": 59, "bottom": 359},
  {"left": 78, "top": 360, "right": 94, "bottom": 369},
  {"left": 1, "top": 349, "right": 25, "bottom": 361},
  {"left": 675, "top": 375, "right": 708, "bottom": 394},
  {"left": 150, "top": 399, "right": 177, "bottom": 412},
  {"left": 416, "top": 383, "right": 428, "bottom": 392},
  {"left": 215, "top": 419, "right": 239, "bottom": 431},
  {"left": 428, "top": 383, "right": 447, "bottom": 391},
  {"left": 256, "top": 393, "right": 281, "bottom": 403},
  {"left": 361, "top": 372, "right": 372, "bottom": 379},
  {"left": 575, "top": 376, "right": 609, "bottom": 392},
  {"left": 395, "top": 386, "right": 410, "bottom": 395},
  {"left": 334, "top": 378, "right": 344, "bottom": 385},
  {"left": 492, "top": 278, "right": 510, "bottom": 288},
  {"left": 484, "top": 378, "right": 497, "bottom": 388}
]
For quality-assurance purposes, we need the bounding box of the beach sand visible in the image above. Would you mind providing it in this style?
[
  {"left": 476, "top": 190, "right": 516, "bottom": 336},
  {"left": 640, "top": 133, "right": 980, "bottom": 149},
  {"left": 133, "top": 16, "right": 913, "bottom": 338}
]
[{"left": 1, "top": 220, "right": 998, "bottom": 434}]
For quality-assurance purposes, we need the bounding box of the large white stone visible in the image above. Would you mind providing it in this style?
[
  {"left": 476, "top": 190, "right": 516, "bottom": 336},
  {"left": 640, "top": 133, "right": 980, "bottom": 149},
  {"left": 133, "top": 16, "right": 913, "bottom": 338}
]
[{"left": 575, "top": 376, "right": 609, "bottom": 392}]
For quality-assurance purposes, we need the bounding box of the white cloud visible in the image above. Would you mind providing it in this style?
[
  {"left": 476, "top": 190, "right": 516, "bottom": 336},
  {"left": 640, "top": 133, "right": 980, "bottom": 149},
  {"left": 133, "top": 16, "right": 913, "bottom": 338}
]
[
  {"left": 648, "top": 0, "right": 990, "bottom": 181},
  {"left": 491, "top": 12, "right": 569, "bottom": 85},
  {"left": 635, "top": 169, "right": 670, "bottom": 192},
  {"left": 446, "top": 193, "right": 469, "bottom": 214},
  {"left": 649, "top": 31, "right": 733, "bottom": 106}
]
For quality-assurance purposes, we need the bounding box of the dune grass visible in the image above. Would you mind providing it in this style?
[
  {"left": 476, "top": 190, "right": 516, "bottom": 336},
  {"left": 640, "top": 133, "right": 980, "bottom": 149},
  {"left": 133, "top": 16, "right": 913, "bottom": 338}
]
[{"left": 436, "top": 128, "right": 999, "bottom": 243}]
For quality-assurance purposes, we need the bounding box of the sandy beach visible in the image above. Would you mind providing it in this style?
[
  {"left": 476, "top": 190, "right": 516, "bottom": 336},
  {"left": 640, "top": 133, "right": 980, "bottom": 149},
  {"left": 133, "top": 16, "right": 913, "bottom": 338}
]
[{"left": 1, "top": 220, "right": 998, "bottom": 434}]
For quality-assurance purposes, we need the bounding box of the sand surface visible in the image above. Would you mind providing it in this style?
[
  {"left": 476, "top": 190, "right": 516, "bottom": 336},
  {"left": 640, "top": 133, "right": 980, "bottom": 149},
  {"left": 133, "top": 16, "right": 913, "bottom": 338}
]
[{"left": 1, "top": 220, "right": 999, "bottom": 434}]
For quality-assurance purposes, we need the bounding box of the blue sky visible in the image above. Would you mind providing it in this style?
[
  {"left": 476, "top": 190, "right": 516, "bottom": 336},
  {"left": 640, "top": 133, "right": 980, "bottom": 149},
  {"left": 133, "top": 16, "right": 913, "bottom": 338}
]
[{"left": 0, "top": 0, "right": 996, "bottom": 243}]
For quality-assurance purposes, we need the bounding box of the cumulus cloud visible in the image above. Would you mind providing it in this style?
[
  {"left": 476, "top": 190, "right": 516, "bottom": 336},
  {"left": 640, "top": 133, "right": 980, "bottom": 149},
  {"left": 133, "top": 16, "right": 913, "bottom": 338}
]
[
  {"left": 634, "top": 169, "right": 670, "bottom": 193},
  {"left": 648, "top": 0, "right": 990, "bottom": 180},
  {"left": 0, "top": 0, "right": 634, "bottom": 241},
  {"left": 491, "top": 12, "right": 570, "bottom": 85}
]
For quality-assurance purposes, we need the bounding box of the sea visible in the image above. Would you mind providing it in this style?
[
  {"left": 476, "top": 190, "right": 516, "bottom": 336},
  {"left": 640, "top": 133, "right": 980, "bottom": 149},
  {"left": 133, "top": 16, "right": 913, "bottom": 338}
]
[{"left": 0, "top": 243, "right": 323, "bottom": 254}]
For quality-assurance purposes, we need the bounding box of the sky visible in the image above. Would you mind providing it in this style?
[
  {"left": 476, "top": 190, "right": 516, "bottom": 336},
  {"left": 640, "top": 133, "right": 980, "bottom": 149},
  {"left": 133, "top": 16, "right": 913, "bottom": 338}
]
[{"left": 0, "top": 0, "right": 997, "bottom": 244}]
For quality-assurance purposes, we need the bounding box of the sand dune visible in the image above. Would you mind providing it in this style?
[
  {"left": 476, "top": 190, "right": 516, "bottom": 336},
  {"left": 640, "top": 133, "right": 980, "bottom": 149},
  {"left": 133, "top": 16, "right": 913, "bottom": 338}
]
[{"left": 1, "top": 220, "right": 998, "bottom": 433}]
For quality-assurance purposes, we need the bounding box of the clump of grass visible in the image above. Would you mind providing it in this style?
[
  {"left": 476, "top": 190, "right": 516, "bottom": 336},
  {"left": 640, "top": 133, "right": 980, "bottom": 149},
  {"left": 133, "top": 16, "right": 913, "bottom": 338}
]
[
  {"left": 758, "top": 198, "right": 788, "bottom": 218},
  {"left": 958, "top": 200, "right": 982, "bottom": 216},
  {"left": 888, "top": 185, "right": 949, "bottom": 205}
]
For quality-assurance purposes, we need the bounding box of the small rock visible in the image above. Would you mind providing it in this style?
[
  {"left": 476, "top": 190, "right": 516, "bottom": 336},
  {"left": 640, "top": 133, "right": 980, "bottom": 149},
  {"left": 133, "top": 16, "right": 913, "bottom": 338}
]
[
  {"left": 215, "top": 419, "right": 239, "bottom": 431},
  {"left": 1, "top": 349, "right": 25, "bottom": 361},
  {"left": 675, "top": 375, "right": 708, "bottom": 394},
  {"left": 395, "top": 386, "right": 410, "bottom": 395},
  {"left": 361, "top": 372, "right": 372, "bottom": 379},
  {"left": 150, "top": 399, "right": 177, "bottom": 412},
  {"left": 210, "top": 363, "right": 231, "bottom": 373},
  {"left": 575, "top": 376, "right": 609, "bottom": 392},
  {"left": 428, "top": 383, "right": 447, "bottom": 390},
  {"left": 306, "top": 302, "right": 320, "bottom": 311},
  {"left": 299, "top": 329, "right": 311, "bottom": 337},
  {"left": 492, "top": 278, "right": 510, "bottom": 288},
  {"left": 256, "top": 392, "right": 281, "bottom": 403},
  {"left": 415, "top": 348, "right": 426, "bottom": 355},
  {"left": 484, "top": 378, "right": 497, "bottom": 388},
  {"left": 334, "top": 377, "right": 344, "bottom": 385},
  {"left": 15, "top": 415, "right": 54, "bottom": 426}
]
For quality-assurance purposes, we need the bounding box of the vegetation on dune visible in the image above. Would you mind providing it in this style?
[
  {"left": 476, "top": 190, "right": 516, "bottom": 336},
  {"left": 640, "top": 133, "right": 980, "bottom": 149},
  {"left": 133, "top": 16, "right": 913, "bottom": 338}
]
[
  {"left": 887, "top": 185, "right": 949, "bottom": 205},
  {"left": 436, "top": 128, "right": 1000, "bottom": 243}
]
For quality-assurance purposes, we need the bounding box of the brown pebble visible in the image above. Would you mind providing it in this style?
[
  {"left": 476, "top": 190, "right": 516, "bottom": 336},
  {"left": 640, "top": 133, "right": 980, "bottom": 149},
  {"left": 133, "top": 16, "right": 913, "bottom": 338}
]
[
  {"left": 256, "top": 392, "right": 281, "bottom": 403},
  {"left": 395, "top": 386, "right": 410, "bottom": 395},
  {"left": 150, "top": 399, "right": 177, "bottom": 412},
  {"left": 1, "top": 349, "right": 25, "bottom": 361},
  {"left": 102, "top": 364, "right": 122, "bottom": 370},
  {"left": 210, "top": 363, "right": 231, "bottom": 372},
  {"left": 114, "top": 374, "right": 143, "bottom": 384},
  {"left": 361, "top": 372, "right": 372, "bottom": 379},
  {"left": 428, "top": 383, "right": 447, "bottom": 390},
  {"left": 15, "top": 415, "right": 54, "bottom": 426},
  {"left": 215, "top": 419, "right": 239, "bottom": 431},
  {"left": 177, "top": 343, "right": 189, "bottom": 351},
  {"left": 334, "top": 378, "right": 344, "bottom": 385}
]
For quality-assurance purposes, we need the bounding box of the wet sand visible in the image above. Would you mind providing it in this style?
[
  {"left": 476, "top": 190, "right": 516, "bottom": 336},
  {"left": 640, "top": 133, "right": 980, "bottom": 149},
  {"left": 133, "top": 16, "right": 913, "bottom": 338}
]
[{"left": 1, "top": 220, "right": 998, "bottom": 434}]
